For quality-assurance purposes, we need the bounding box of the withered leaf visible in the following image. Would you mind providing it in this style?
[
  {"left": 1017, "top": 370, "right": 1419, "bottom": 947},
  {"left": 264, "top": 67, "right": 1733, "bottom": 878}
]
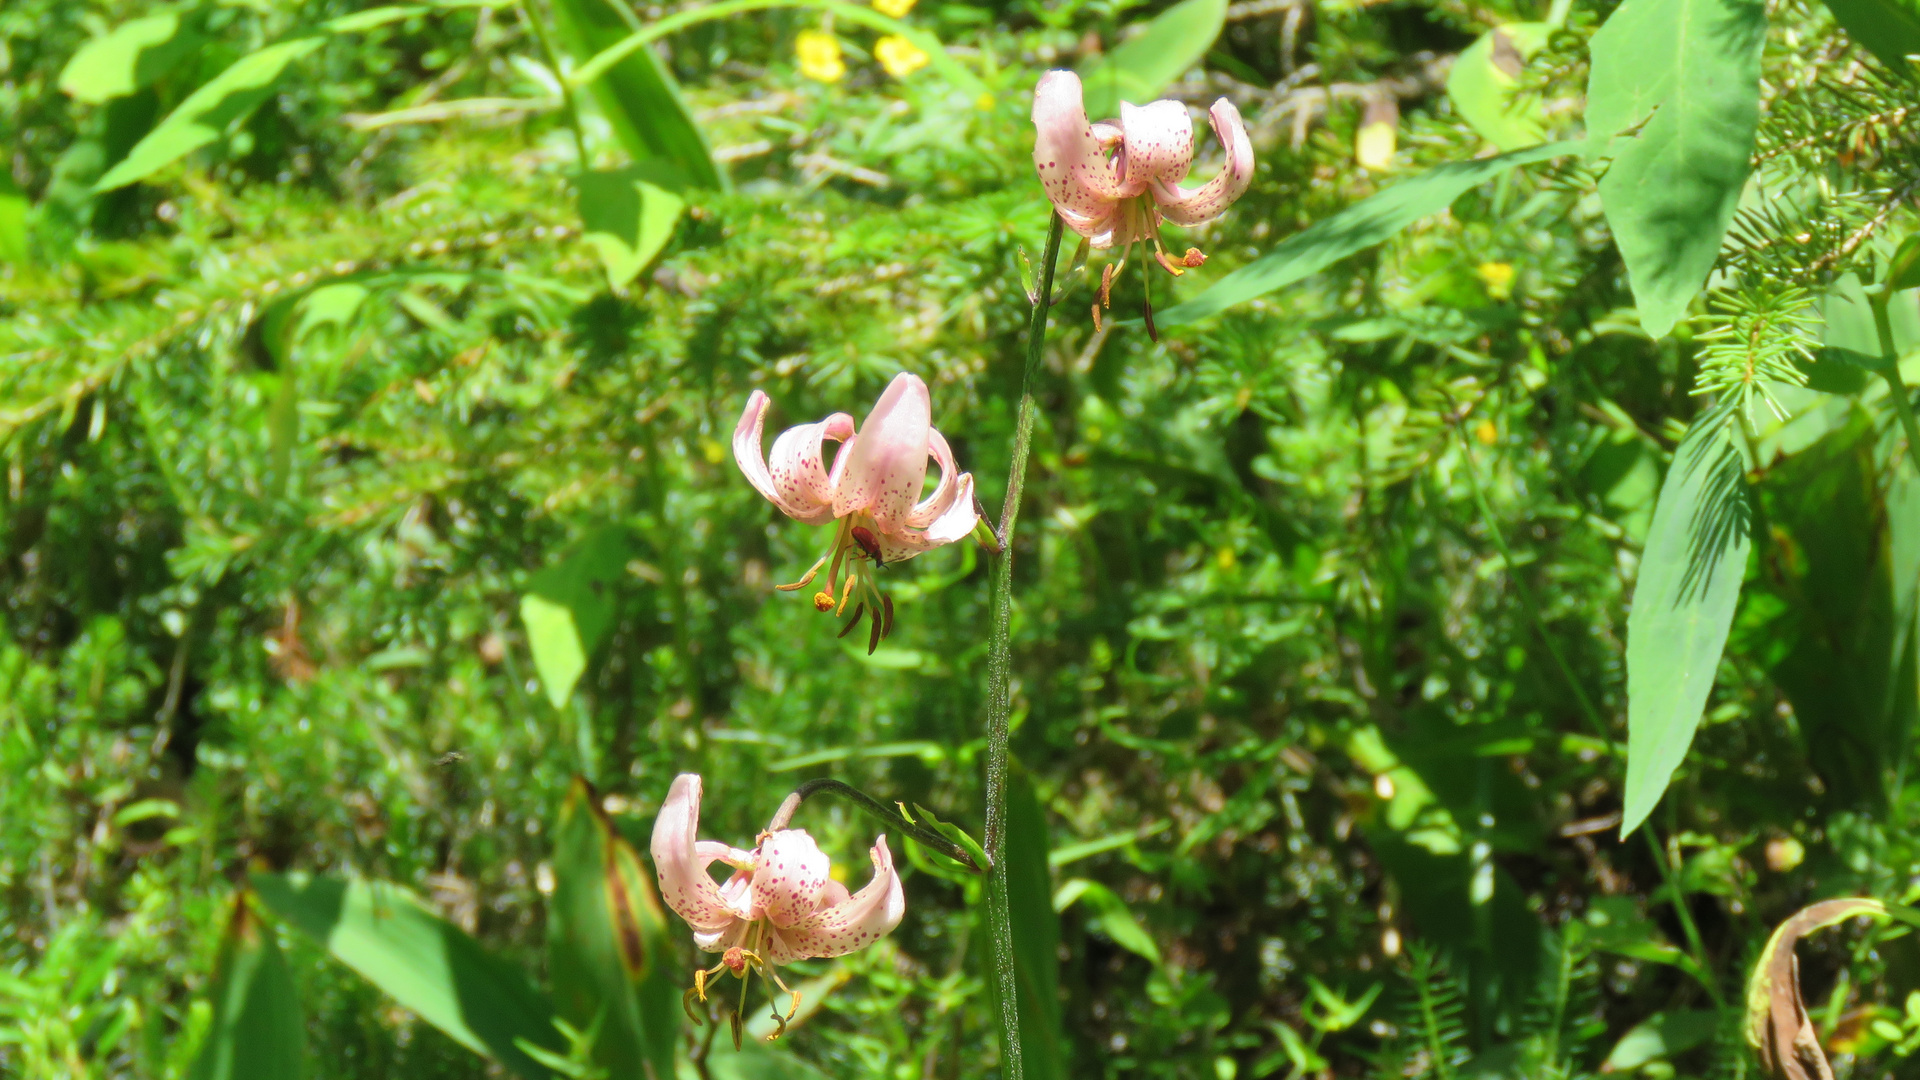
[{"left": 1745, "top": 897, "right": 1886, "bottom": 1080}]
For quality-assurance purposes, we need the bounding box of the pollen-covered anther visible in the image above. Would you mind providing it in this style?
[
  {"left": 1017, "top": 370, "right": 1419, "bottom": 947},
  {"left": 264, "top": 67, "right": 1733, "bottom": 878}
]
[
  {"left": 723, "top": 946, "right": 750, "bottom": 975},
  {"left": 1153, "top": 247, "right": 1189, "bottom": 276},
  {"left": 813, "top": 591, "right": 834, "bottom": 612},
  {"left": 1183, "top": 247, "right": 1206, "bottom": 267}
]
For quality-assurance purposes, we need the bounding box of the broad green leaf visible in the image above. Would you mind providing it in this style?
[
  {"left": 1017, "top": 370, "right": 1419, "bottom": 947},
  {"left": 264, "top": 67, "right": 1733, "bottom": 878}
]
[
  {"left": 58, "top": 14, "right": 202, "bottom": 105},
  {"left": 1445, "top": 23, "right": 1550, "bottom": 151},
  {"left": 1586, "top": 0, "right": 1765, "bottom": 339},
  {"left": 982, "top": 767, "right": 1069, "bottom": 1080},
  {"left": 547, "top": 0, "right": 724, "bottom": 192},
  {"left": 95, "top": 37, "right": 326, "bottom": 192},
  {"left": 548, "top": 776, "right": 678, "bottom": 1080},
  {"left": 1603, "top": 1010, "right": 1719, "bottom": 1071},
  {"left": 1078, "top": 0, "right": 1228, "bottom": 118},
  {"left": 576, "top": 167, "right": 685, "bottom": 289},
  {"left": 1821, "top": 0, "right": 1920, "bottom": 72},
  {"left": 188, "top": 896, "right": 306, "bottom": 1080},
  {"left": 704, "top": 1038, "right": 834, "bottom": 1080},
  {"left": 1621, "top": 405, "right": 1752, "bottom": 837},
  {"left": 519, "top": 528, "right": 629, "bottom": 707},
  {"left": 1156, "top": 141, "right": 1574, "bottom": 327},
  {"left": 1053, "top": 878, "right": 1162, "bottom": 965},
  {"left": 251, "top": 872, "right": 562, "bottom": 1079}
]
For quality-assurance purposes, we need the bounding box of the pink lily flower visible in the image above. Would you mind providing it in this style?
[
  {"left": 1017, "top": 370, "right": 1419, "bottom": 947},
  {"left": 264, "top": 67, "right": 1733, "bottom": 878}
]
[
  {"left": 733, "top": 372, "right": 980, "bottom": 650},
  {"left": 652, "top": 773, "right": 904, "bottom": 1041},
  {"left": 1031, "top": 69, "right": 1255, "bottom": 326}
]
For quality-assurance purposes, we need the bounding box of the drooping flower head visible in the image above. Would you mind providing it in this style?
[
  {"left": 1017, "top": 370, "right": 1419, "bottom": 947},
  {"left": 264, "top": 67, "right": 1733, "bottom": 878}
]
[
  {"left": 1031, "top": 70, "right": 1254, "bottom": 327},
  {"left": 733, "top": 372, "right": 980, "bottom": 650},
  {"left": 652, "top": 773, "right": 904, "bottom": 1043}
]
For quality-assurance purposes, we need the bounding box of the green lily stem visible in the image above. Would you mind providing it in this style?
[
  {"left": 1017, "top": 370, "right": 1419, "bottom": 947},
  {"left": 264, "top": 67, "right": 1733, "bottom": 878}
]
[
  {"left": 1868, "top": 286, "right": 1920, "bottom": 471},
  {"left": 775, "top": 778, "right": 984, "bottom": 873},
  {"left": 981, "top": 210, "right": 1065, "bottom": 1080},
  {"left": 1452, "top": 418, "right": 1721, "bottom": 1001}
]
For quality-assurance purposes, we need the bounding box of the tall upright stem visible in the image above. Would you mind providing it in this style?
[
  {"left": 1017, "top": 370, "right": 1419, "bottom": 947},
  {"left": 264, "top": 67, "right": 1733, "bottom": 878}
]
[
  {"left": 981, "top": 211, "right": 1065, "bottom": 1080},
  {"left": 1869, "top": 288, "right": 1920, "bottom": 472}
]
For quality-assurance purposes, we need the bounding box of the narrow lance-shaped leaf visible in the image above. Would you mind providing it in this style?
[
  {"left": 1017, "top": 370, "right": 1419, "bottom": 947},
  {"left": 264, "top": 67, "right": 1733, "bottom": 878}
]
[
  {"left": 252, "top": 871, "right": 563, "bottom": 1080},
  {"left": 58, "top": 13, "right": 203, "bottom": 104},
  {"left": 549, "top": 776, "right": 680, "bottom": 1080},
  {"left": 1154, "top": 141, "right": 1575, "bottom": 328},
  {"left": 1585, "top": 0, "right": 1766, "bottom": 338},
  {"left": 1621, "top": 404, "right": 1752, "bottom": 837},
  {"left": 188, "top": 895, "right": 306, "bottom": 1080},
  {"left": 546, "top": 0, "right": 724, "bottom": 192},
  {"left": 94, "top": 37, "right": 326, "bottom": 192},
  {"left": 1078, "top": 0, "right": 1227, "bottom": 119},
  {"left": 520, "top": 527, "right": 629, "bottom": 708}
]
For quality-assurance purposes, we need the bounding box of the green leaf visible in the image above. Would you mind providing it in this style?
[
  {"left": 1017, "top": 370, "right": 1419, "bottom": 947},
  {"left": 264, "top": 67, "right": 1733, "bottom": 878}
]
[
  {"left": 58, "top": 13, "right": 203, "bottom": 105},
  {"left": 576, "top": 167, "right": 685, "bottom": 289},
  {"left": 0, "top": 168, "right": 26, "bottom": 265},
  {"left": 1053, "top": 878, "right": 1162, "bottom": 965},
  {"left": 547, "top": 0, "right": 724, "bottom": 192},
  {"left": 1156, "top": 141, "right": 1574, "bottom": 327},
  {"left": 251, "top": 872, "right": 562, "bottom": 1079},
  {"left": 1888, "top": 233, "right": 1920, "bottom": 291},
  {"left": 520, "top": 528, "right": 629, "bottom": 708},
  {"left": 1602, "top": 1010, "right": 1719, "bottom": 1071},
  {"left": 1077, "top": 0, "right": 1227, "bottom": 118},
  {"left": 1586, "top": 0, "right": 1766, "bottom": 339},
  {"left": 1621, "top": 405, "right": 1752, "bottom": 837},
  {"left": 1445, "top": 23, "right": 1550, "bottom": 151},
  {"left": 548, "top": 776, "right": 679, "bottom": 1080},
  {"left": 188, "top": 896, "right": 306, "bottom": 1080},
  {"left": 983, "top": 767, "right": 1069, "bottom": 1080},
  {"left": 94, "top": 37, "right": 326, "bottom": 193},
  {"left": 1820, "top": 0, "right": 1920, "bottom": 71}
]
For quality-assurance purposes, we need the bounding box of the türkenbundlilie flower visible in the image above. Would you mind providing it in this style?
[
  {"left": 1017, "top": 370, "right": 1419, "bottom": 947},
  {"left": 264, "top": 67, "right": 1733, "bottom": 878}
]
[
  {"left": 1031, "top": 69, "right": 1255, "bottom": 334},
  {"left": 652, "top": 773, "right": 904, "bottom": 1045},
  {"left": 733, "top": 372, "right": 980, "bottom": 651}
]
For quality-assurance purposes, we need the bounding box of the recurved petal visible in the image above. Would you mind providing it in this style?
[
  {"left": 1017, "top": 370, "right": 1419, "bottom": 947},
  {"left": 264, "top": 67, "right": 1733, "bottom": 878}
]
[
  {"left": 1119, "top": 99, "right": 1194, "bottom": 187},
  {"left": 832, "top": 373, "right": 931, "bottom": 530},
  {"left": 766, "top": 414, "right": 855, "bottom": 525},
  {"left": 904, "top": 428, "right": 960, "bottom": 529},
  {"left": 753, "top": 829, "right": 832, "bottom": 928},
  {"left": 650, "top": 774, "right": 741, "bottom": 933},
  {"left": 1151, "top": 97, "right": 1255, "bottom": 226},
  {"left": 1033, "top": 70, "right": 1133, "bottom": 222},
  {"left": 763, "top": 836, "right": 904, "bottom": 963}
]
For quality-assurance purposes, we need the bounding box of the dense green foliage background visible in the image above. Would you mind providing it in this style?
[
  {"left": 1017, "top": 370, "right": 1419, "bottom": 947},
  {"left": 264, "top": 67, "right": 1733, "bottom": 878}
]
[{"left": 4, "top": 0, "right": 1920, "bottom": 1077}]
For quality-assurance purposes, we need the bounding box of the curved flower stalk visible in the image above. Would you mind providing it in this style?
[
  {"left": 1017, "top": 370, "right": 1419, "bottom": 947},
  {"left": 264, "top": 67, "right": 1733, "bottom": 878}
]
[
  {"left": 652, "top": 773, "right": 905, "bottom": 1045},
  {"left": 1031, "top": 69, "right": 1255, "bottom": 329},
  {"left": 733, "top": 372, "right": 980, "bottom": 651}
]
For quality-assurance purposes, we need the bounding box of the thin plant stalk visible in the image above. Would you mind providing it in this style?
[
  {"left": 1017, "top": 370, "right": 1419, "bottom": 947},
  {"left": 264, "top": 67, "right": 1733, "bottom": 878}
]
[{"left": 981, "top": 210, "right": 1066, "bottom": 1080}]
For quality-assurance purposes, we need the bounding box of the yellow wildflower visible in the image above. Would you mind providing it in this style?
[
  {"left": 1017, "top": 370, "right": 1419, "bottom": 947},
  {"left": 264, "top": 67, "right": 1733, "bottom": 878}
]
[
  {"left": 872, "top": 0, "right": 915, "bottom": 17},
  {"left": 795, "top": 30, "right": 845, "bottom": 83},
  {"left": 874, "top": 35, "right": 929, "bottom": 78},
  {"left": 1476, "top": 261, "right": 1515, "bottom": 300}
]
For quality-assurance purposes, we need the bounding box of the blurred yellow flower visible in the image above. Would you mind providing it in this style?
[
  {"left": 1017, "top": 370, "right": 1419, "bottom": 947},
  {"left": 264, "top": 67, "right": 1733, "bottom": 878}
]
[
  {"left": 1476, "top": 261, "right": 1515, "bottom": 300},
  {"left": 795, "top": 30, "right": 845, "bottom": 83},
  {"left": 872, "top": 0, "right": 915, "bottom": 17},
  {"left": 1355, "top": 97, "right": 1398, "bottom": 172},
  {"left": 874, "top": 35, "right": 929, "bottom": 78}
]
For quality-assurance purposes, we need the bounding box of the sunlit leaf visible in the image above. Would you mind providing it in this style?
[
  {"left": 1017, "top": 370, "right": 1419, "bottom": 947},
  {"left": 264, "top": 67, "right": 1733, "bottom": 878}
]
[
  {"left": 94, "top": 37, "right": 327, "bottom": 192},
  {"left": 1077, "top": 0, "right": 1227, "bottom": 118},
  {"left": 576, "top": 167, "right": 685, "bottom": 289},
  {"left": 58, "top": 13, "right": 203, "bottom": 105},
  {"left": 520, "top": 528, "right": 629, "bottom": 708},
  {"left": 1622, "top": 404, "right": 1752, "bottom": 837},
  {"left": 252, "top": 872, "right": 562, "bottom": 1079},
  {"left": 1586, "top": 0, "right": 1766, "bottom": 338},
  {"left": 1445, "top": 23, "right": 1550, "bottom": 151},
  {"left": 187, "top": 896, "right": 306, "bottom": 1080}
]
